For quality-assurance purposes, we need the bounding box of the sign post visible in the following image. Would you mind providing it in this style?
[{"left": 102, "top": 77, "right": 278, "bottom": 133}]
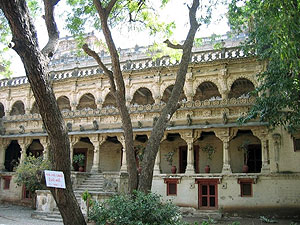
[{"left": 44, "top": 170, "right": 66, "bottom": 189}]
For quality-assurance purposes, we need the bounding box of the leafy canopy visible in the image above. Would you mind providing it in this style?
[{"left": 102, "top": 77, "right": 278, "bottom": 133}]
[{"left": 229, "top": 0, "right": 300, "bottom": 132}]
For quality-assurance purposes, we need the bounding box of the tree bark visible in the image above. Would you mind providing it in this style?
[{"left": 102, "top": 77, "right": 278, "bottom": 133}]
[
  {"left": 0, "top": 1, "right": 86, "bottom": 224},
  {"left": 92, "top": 0, "right": 138, "bottom": 193},
  {"left": 88, "top": 0, "right": 200, "bottom": 193},
  {"left": 138, "top": 0, "right": 200, "bottom": 193}
]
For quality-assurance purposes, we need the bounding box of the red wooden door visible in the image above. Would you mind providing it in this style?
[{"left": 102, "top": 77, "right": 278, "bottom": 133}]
[{"left": 197, "top": 179, "right": 218, "bottom": 210}]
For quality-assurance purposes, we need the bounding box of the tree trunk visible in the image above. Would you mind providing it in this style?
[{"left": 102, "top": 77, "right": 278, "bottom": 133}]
[
  {"left": 0, "top": 1, "right": 86, "bottom": 224},
  {"left": 138, "top": 0, "right": 200, "bottom": 192}
]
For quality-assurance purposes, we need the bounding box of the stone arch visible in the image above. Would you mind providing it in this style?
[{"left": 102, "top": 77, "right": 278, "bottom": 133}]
[
  {"left": 76, "top": 93, "right": 97, "bottom": 110},
  {"left": 73, "top": 137, "right": 94, "bottom": 172},
  {"left": 193, "top": 78, "right": 222, "bottom": 96},
  {"left": 4, "top": 140, "right": 21, "bottom": 172},
  {"left": 99, "top": 136, "right": 122, "bottom": 172},
  {"left": 161, "top": 85, "right": 186, "bottom": 103},
  {"left": 195, "top": 131, "right": 223, "bottom": 173},
  {"left": 102, "top": 92, "right": 117, "bottom": 108},
  {"left": 228, "top": 78, "right": 255, "bottom": 99},
  {"left": 31, "top": 101, "right": 39, "bottom": 114},
  {"left": 0, "top": 102, "right": 5, "bottom": 118},
  {"left": 26, "top": 139, "right": 43, "bottom": 157},
  {"left": 193, "top": 81, "right": 221, "bottom": 101},
  {"left": 131, "top": 87, "right": 155, "bottom": 105},
  {"left": 57, "top": 96, "right": 71, "bottom": 111},
  {"left": 228, "top": 75, "right": 257, "bottom": 89},
  {"left": 229, "top": 129, "right": 261, "bottom": 173},
  {"left": 10, "top": 100, "right": 25, "bottom": 116}
]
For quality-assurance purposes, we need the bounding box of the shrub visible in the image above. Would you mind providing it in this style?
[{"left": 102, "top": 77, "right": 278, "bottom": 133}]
[
  {"left": 89, "top": 191, "right": 187, "bottom": 225},
  {"left": 14, "top": 155, "right": 51, "bottom": 194}
]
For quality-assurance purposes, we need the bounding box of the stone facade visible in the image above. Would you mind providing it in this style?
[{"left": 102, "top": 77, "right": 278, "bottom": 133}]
[{"left": 0, "top": 34, "right": 299, "bottom": 216}]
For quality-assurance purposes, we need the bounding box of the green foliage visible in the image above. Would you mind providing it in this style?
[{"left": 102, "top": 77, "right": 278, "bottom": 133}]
[
  {"left": 73, "top": 153, "right": 85, "bottom": 166},
  {"left": 88, "top": 191, "right": 187, "bottom": 225},
  {"left": 164, "top": 150, "right": 175, "bottom": 166},
  {"left": 14, "top": 155, "right": 51, "bottom": 194},
  {"left": 229, "top": 0, "right": 300, "bottom": 132},
  {"left": 259, "top": 216, "right": 277, "bottom": 223},
  {"left": 82, "top": 189, "right": 93, "bottom": 206}
]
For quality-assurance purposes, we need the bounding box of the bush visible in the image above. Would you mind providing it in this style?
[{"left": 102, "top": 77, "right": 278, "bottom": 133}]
[
  {"left": 89, "top": 191, "right": 187, "bottom": 225},
  {"left": 14, "top": 155, "right": 51, "bottom": 194}
]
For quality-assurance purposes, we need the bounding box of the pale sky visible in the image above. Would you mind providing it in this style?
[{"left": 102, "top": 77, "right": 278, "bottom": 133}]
[{"left": 5, "top": 0, "right": 230, "bottom": 78}]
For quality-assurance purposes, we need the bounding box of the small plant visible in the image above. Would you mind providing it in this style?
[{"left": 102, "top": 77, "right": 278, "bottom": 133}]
[
  {"left": 202, "top": 144, "right": 216, "bottom": 160},
  {"left": 238, "top": 140, "right": 250, "bottom": 164},
  {"left": 260, "top": 216, "right": 277, "bottom": 223},
  {"left": 82, "top": 190, "right": 93, "bottom": 220},
  {"left": 135, "top": 145, "right": 145, "bottom": 162},
  {"left": 201, "top": 218, "right": 216, "bottom": 225},
  {"left": 229, "top": 222, "right": 241, "bottom": 225},
  {"left": 164, "top": 150, "right": 175, "bottom": 166},
  {"left": 73, "top": 154, "right": 85, "bottom": 167}
]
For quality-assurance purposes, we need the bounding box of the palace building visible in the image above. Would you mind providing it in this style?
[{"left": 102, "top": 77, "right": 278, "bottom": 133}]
[{"left": 0, "top": 33, "right": 299, "bottom": 218}]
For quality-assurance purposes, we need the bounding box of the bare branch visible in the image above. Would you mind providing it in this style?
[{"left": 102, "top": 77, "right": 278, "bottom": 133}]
[
  {"left": 82, "top": 43, "right": 116, "bottom": 92},
  {"left": 106, "top": 0, "right": 118, "bottom": 15},
  {"left": 163, "top": 39, "right": 183, "bottom": 49},
  {"left": 41, "top": 0, "right": 60, "bottom": 58}
]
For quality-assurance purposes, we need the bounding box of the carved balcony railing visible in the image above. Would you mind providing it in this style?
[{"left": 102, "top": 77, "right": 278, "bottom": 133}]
[
  {"left": 2, "top": 97, "right": 255, "bottom": 123},
  {"left": 0, "top": 46, "right": 255, "bottom": 88}
]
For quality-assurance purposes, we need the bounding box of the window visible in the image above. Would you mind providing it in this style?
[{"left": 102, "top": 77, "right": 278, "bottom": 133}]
[
  {"left": 294, "top": 138, "right": 300, "bottom": 151},
  {"left": 238, "top": 178, "right": 254, "bottom": 197},
  {"left": 164, "top": 178, "right": 179, "bottom": 196},
  {"left": 2, "top": 176, "right": 11, "bottom": 190}
]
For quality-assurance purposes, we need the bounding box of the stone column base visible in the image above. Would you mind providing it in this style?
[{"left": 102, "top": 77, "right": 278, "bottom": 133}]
[
  {"left": 185, "top": 165, "right": 195, "bottom": 175},
  {"left": 222, "top": 164, "right": 232, "bottom": 174}
]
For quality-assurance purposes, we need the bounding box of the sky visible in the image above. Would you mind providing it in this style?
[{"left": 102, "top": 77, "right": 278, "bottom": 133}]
[{"left": 5, "top": 0, "right": 230, "bottom": 78}]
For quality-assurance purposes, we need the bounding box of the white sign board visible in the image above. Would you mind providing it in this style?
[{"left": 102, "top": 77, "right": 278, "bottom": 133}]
[{"left": 44, "top": 170, "right": 66, "bottom": 189}]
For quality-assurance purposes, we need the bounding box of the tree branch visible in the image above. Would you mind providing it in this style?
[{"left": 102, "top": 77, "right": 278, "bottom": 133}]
[
  {"left": 163, "top": 39, "right": 183, "bottom": 49},
  {"left": 82, "top": 43, "right": 116, "bottom": 92},
  {"left": 106, "top": 0, "right": 118, "bottom": 15},
  {"left": 41, "top": 0, "right": 60, "bottom": 58}
]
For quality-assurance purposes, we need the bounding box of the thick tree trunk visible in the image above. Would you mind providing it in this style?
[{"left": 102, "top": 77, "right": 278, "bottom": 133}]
[
  {"left": 93, "top": 0, "right": 138, "bottom": 193},
  {"left": 0, "top": 1, "right": 86, "bottom": 224},
  {"left": 138, "top": 0, "right": 200, "bottom": 192}
]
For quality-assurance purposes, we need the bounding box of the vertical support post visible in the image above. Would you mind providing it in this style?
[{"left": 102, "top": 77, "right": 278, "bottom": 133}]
[
  {"left": 180, "top": 131, "right": 195, "bottom": 174},
  {"left": 252, "top": 128, "right": 270, "bottom": 173},
  {"left": 153, "top": 147, "right": 161, "bottom": 175},
  {"left": 90, "top": 135, "right": 105, "bottom": 173},
  {"left": 118, "top": 135, "right": 128, "bottom": 173}
]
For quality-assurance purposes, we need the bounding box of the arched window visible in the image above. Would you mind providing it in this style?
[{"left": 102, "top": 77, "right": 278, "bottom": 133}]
[
  {"left": 102, "top": 92, "right": 117, "bottom": 108},
  {"left": 57, "top": 96, "right": 71, "bottom": 111},
  {"left": 10, "top": 101, "right": 25, "bottom": 116},
  {"left": 30, "top": 102, "right": 39, "bottom": 114},
  {"left": 162, "top": 85, "right": 186, "bottom": 103},
  {"left": 131, "top": 88, "right": 154, "bottom": 105},
  {"left": 193, "top": 82, "right": 221, "bottom": 101},
  {"left": 0, "top": 103, "right": 5, "bottom": 118},
  {"left": 228, "top": 78, "right": 255, "bottom": 99},
  {"left": 77, "top": 93, "right": 97, "bottom": 110}
]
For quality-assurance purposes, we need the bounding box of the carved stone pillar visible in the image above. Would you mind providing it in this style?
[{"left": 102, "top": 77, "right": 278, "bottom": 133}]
[
  {"left": 272, "top": 133, "right": 281, "bottom": 172},
  {"left": 180, "top": 131, "right": 194, "bottom": 174},
  {"left": 19, "top": 138, "right": 31, "bottom": 163},
  {"left": 215, "top": 128, "right": 236, "bottom": 174},
  {"left": 218, "top": 64, "right": 229, "bottom": 99},
  {"left": 40, "top": 137, "right": 49, "bottom": 160},
  {"left": 69, "top": 136, "right": 79, "bottom": 170},
  {"left": 252, "top": 128, "right": 270, "bottom": 173},
  {"left": 117, "top": 135, "right": 127, "bottom": 173},
  {"left": 90, "top": 135, "right": 105, "bottom": 173},
  {"left": 0, "top": 140, "right": 10, "bottom": 171}
]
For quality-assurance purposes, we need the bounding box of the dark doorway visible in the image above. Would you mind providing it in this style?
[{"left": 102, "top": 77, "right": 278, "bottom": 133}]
[
  {"left": 4, "top": 140, "right": 21, "bottom": 172},
  {"left": 179, "top": 146, "right": 199, "bottom": 173},
  {"left": 247, "top": 144, "right": 262, "bottom": 173},
  {"left": 73, "top": 148, "right": 87, "bottom": 172}
]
